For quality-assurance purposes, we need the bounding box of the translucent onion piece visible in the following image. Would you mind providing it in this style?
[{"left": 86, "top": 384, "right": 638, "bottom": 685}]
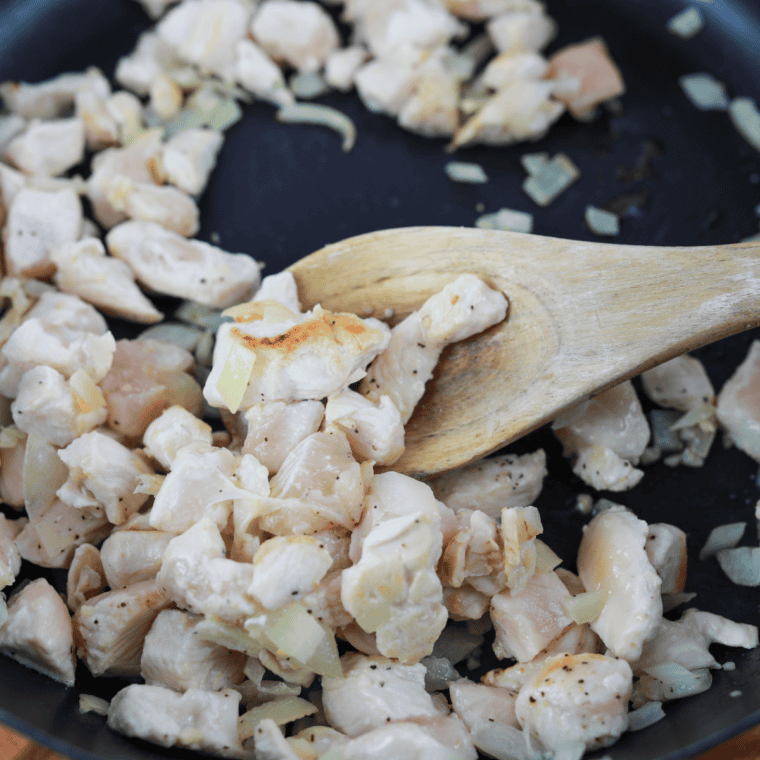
[
  {"left": 671, "top": 403, "right": 716, "bottom": 431},
  {"left": 23, "top": 434, "right": 68, "bottom": 521},
  {"left": 138, "top": 323, "right": 204, "bottom": 352},
  {"left": 69, "top": 368, "right": 106, "bottom": 413},
  {"left": 445, "top": 162, "right": 489, "bottom": 183},
  {"left": 679, "top": 73, "right": 730, "bottom": 111},
  {"left": 470, "top": 721, "right": 542, "bottom": 760},
  {"left": 584, "top": 206, "right": 619, "bottom": 237},
  {"left": 642, "top": 663, "right": 712, "bottom": 700},
  {"left": 475, "top": 208, "right": 533, "bottom": 233},
  {"left": 276, "top": 103, "right": 357, "bottom": 152},
  {"left": 216, "top": 340, "right": 257, "bottom": 414},
  {"left": 79, "top": 693, "right": 110, "bottom": 716},
  {"left": 534, "top": 539, "right": 562, "bottom": 574},
  {"left": 667, "top": 7, "right": 703, "bottom": 38},
  {"left": 0, "top": 596, "right": 7, "bottom": 627},
  {"left": 175, "top": 300, "right": 225, "bottom": 330},
  {"left": 729, "top": 98, "right": 760, "bottom": 154},
  {"left": 0, "top": 426, "right": 24, "bottom": 448},
  {"left": 716, "top": 547, "right": 760, "bottom": 586},
  {"left": 523, "top": 153, "right": 580, "bottom": 207},
  {"left": 699, "top": 522, "right": 746, "bottom": 560},
  {"left": 133, "top": 474, "right": 166, "bottom": 496},
  {"left": 419, "top": 655, "right": 460, "bottom": 691},
  {"left": 627, "top": 701, "right": 666, "bottom": 732},
  {"left": 195, "top": 616, "right": 264, "bottom": 658},
  {"left": 565, "top": 588, "right": 609, "bottom": 624},
  {"left": 290, "top": 72, "right": 331, "bottom": 100},
  {"left": 238, "top": 697, "right": 317, "bottom": 739}
]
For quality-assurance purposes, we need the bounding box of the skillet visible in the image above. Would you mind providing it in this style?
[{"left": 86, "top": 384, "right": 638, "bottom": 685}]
[{"left": 1, "top": 0, "right": 760, "bottom": 758}]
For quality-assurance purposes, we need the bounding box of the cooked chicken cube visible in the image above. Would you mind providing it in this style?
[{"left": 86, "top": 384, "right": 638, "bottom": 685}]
[
  {"left": 66, "top": 543, "right": 107, "bottom": 612},
  {"left": 325, "top": 45, "right": 369, "bottom": 92},
  {"left": 428, "top": 449, "right": 546, "bottom": 519},
  {"left": 0, "top": 430, "right": 26, "bottom": 509},
  {"left": 5, "top": 117, "right": 85, "bottom": 176},
  {"left": 154, "top": 127, "right": 225, "bottom": 197},
  {"left": 108, "top": 684, "right": 246, "bottom": 757},
  {"left": 486, "top": 2, "right": 556, "bottom": 54},
  {"left": 449, "top": 679, "right": 519, "bottom": 731},
  {"left": 442, "top": 585, "right": 491, "bottom": 620},
  {"left": 0, "top": 513, "right": 25, "bottom": 589},
  {"left": 251, "top": 271, "right": 302, "bottom": 313},
  {"left": 646, "top": 523, "right": 687, "bottom": 594},
  {"left": 147, "top": 73, "right": 182, "bottom": 121},
  {"left": 501, "top": 505, "right": 542, "bottom": 591},
  {"left": 301, "top": 570, "right": 353, "bottom": 630},
  {"left": 515, "top": 653, "right": 632, "bottom": 752},
  {"left": 251, "top": 0, "right": 339, "bottom": 73},
  {"left": 52, "top": 237, "right": 163, "bottom": 324},
  {"left": 3, "top": 186, "right": 83, "bottom": 278},
  {"left": 100, "top": 530, "right": 176, "bottom": 589},
  {"left": 0, "top": 578, "right": 76, "bottom": 685},
  {"left": 243, "top": 400, "right": 324, "bottom": 475},
  {"left": 322, "top": 653, "right": 445, "bottom": 737},
  {"left": 106, "top": 220, "right": 261, "bottom": 308},
  {"left": 75, "top": 84, "right": 124, "bottom": 151},
  {"left": 398, "top": 54, "right": 461, "bottom": 138},
  {"left": 440, "top": 509, "right": 501, "bottom": 589},
  {"left": 354, "top": 47, "right": 425, "bottom": 117},
  {"left": 479, "top": 50, "right": 549, "bottom": 89},
  {"left": 143, "top": 404, "right": 214, "bottom": 470},
  {"left": 360, "top": 275, "right": 507, "bottom": 423},
  {"left": 100, "top": 338, "right": 203, "bottom": 442},
  {"left": 577, "top": 506, "right": 662, "bottom": 661},
  {"left": 234, "top": 39, "right": 293, "bottom": 107},
  {"left": 717, "top": 340, "right": 760, "bottom": 461},
  {"left": 75, "top": 579, "right": 171, "bottom": 677},
  {"left": 115, "top": 32, "right": 180, "bottom": 96}
]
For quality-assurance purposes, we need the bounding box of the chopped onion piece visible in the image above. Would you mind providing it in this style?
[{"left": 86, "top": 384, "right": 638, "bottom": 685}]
[
  {"left": 470, "top": 721, "right": 540, "bottom": 760},
  {"left": 419, "top": 656, "right": 460, "bottom": 691},
  {"left": 79, "top": 694, "right": 110, "bottom": 716},
  {"left": 565, "top": 588, "right": 609, "bottom": 624},
  {"left": 643, "top": 663, "right": 712, "bottom": 700},
  {"left": 133, "top": 474, "right": 165, "bottom": 496},
  {"left": 679, "top": 73, "right": 729, "bottom": 111},
  {"left": 716, "top": 546, "right": 760, "bottom": 586},
  {"left": 445, "top": 162, "right": 488, "bottom": 184},
  {"left": 628, "top": 701, "right": 666, "bottom": 732},
  {"left": 216, "top": 340, "right": 257, "bottom": 414},
  {"left": 138, "top": 323, "right": 204, "bottom": 352},
  {"left": 521, "top": 152, "right": 550, "bottom": 176},
  {"left": 175, "top": 301, "right": 225, "bottom": 330},
  {"left": 699, "top": 522, "right": 746, "bottom": 560},
  {"left": 667, "top": 7, "right": 703, "bottom": 38},
  {"left": 0, "top": 426, "right": 24, "bottom": 449},
  {"left": 196, "top": 616, "right": 264, "bottom": 657},
  {"left": 239, "top": 697, "right": 317, "bottom": 739},
  {"left": 290, "top": 72, "right": 331, "bottom": 100},
  {"left": 276, "top": 103, "right": 357, "bottom": 152},
  {"left": 24, "top": 434, "right": 68, "bottom": 521},
  {"left": 584, "top": 206, "right": 619, "bottom": 236},
  {"left": 534, "top": 539, "right": 562, "bottom": 574},
  {"left": 729, "top": 97, "right": 760, "bottom": 153},
  {"left": 723, "top": 661, "right": 737, "bottom": 671},
  {"left": 671, "top": 402, "right": 716, "bottom": 431},
  {"left": 263, "top": 603, "right": 326, "bottom": 666},
  {"left": 69, "top": 369, "right": 106, "bottom": 413},
  {"left": 553, "top": 742, "right": 586, "bottom": 760},
  {"left": 523, "top": 153, "right": 580, "bottom": 207},
  {"left": 475, "top": 208, "right": 533, "bottom": 233}
]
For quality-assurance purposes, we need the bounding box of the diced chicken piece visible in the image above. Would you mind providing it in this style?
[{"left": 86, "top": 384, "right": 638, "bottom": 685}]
[
  {"left": 243, "top": 400, "right": 324, "bottom": 474},
  {"left": 555, "top": 567, "right": 586, "bottom": 596},
  {"left": 74, "top": 79, "right": 135, "bottom": 152},
  {"left": 3, "top": 186, "right": 82, "bottom": 278},
  {"left": 0, "top": 430, "right": 26, "bottom": 508},
  {"left": 100, "top": 530, "right": 176, "bottom": 589},
  {"left": 251, "top": 271, "right": 302, "bottom": 313},
  {"left": 74, "top": 579, "right": 171, "bottom": 677},
  {"left": 646, "top": 523, "right": 687, "bottom": 594},
  {"left": 547, "top": 37, "right": 625, "bottom": 121},
  {"left": 636, "top": 608, "right": 758, "bottom": 672},
  {"left": 0, "top": 514, "right": 25, "bottom": 589},
  {"left": 52, "top": 237, "right": 163, "bottom": 324},
  {"left": 717, "top": 340, "right": 760, "bottom": 461},
  {"left": 354, "top": 47, "right": 425, "bottom": 117},
  {"left": 0, "top": 68, "right": 109, "bottom": 120},
  {"left": 445, "top": 0, "right": 537, "bottom": 21},
  {"left": 325, "top": 391, "right": 405, "bottom": 466},
  {"left": 11, "top": 366, "right": 107, "bottom": 447},
  {"left": 234, "top": 39, "right": 293, "bottom": 107},
  {"left": 154, "top": 127, "right": 225, "bottom": 197},
  {"left": 322, "top": 653, "right": 445, "bottom": 737},
  {"left": 450, "top": 79, "right": 564, "bottom": 149},
  {"left": 107, "top": 220, "right": 261, "bottom": 308},
  {"left": 486, "top": 2, "right": 556, "bottom": 54},
  {"left": 490, "top": 571, "right": 573, "bottom": 662},
  {"left": 449, "top": 679, "right": 519, "bottom": 731},
  {"left": 398, "top": 53, "right": 460, "bottom": 138},
  {"left": 205, "top": 303, "right": 389, "bottom": 410},
  {"left": 100, "top": 338, "right": 203, "bottom": 442},
  {"left": 577, "top": 506, "right": 662, "bottom": 661},
  {"left": 149, "top": 444, "right": 247, "bottom": 532},
  {"left": 480, "top": 51, "right": 548, "bottom": 89},
  {"left": 325, "top": 45, "right": 369, "bottom": 92},
  {"left": 0, "top": 115, "right": 27, "bottom": 158},
  {"left": 142, "top": 609, "right": 245, "bottom": 692},
  {"left": 251, "top": 0, "right": 339, "bottom": 73},
  {"left": 105, "top": 175, "right": 199, "bottom": 237},
  {"left": 249, "top": 536, "right": 333, "bottom": 610},
  {"left": 57, "top": 431, "right": 153, "bottom": 524},
  {"left": 66, "top": 543, "right": 107, "bottom": 612},
  {"left": 254, "top": 719, "right": 302, "bottom": 760},
  {"left": 442, "top": 585, "right": 491, "bottom": 620},
  {"left": 360, "top": 275, "right": 507, "bottom": 423},
  {"left": 515, "top": 653, "right": 632, "bottom": 752},
  {"left": 136, "top": 0, "right": 182, "bottom": 20},
  {"left": 157, "top": 0, "right": 252, "bottom": 80},
  {"left": 157, "top": 518, "right": 258, "bottom": 621},
  {"left": 143, "top": 404, "right": 214, "bottom": 470},
  {"left": 341, "top": 472, "right": 447, "bottom": 663},
  {"left": 115, "top": 32, "right": 180, "bottom": 96},
  {"left": 5, "top": 118, "right": 85, "bottom": 177},
  {"left": 148, "top": 73, "right": 183, "bottom": 121},
  {"left": 501, "top": 505, "right": 542, "bottom": 591},
  {"left": 440, "top": 509, "right": 501, "bottom": 588},
  {"left": 428, "top": 450, "right": 546, "bottom": 519},
  {"left": 573, "top": 445, "right": 644, "bottom": 491},
  {"left": 301, "top": 571, "right": 353, "bottom": 630},
  {"left": 0, "top": 578, "right": 76, "bottom": 685},
  {"left": 86, "top": 130, "right": 163, "bottom": 229},
  {"left": 108, "top": 684, "right": 246, "bottom": 758}
]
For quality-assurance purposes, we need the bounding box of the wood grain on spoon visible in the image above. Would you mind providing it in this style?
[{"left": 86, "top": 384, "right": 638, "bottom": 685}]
[{"left": 289, "top": 227, "right": 760, "bottom": 478}]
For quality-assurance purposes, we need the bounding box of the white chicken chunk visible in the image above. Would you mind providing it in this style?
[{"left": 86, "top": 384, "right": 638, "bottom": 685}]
[
  {"left": 0, "top": 578, "right": 76, "bottom": 686},
  {"left": 141, "top": 609, "right": 245, "bottom": 692},
  {"left": 74, "top": 83, "right": 125, "bottom": 151},
  {"left": 501, "top": 505, "right": 542, "bottom": 591},
  {"left": 251, "top": 0, "right": 339, "bottom": 73},
  {"left": 57, "top": 431, "right": 153, "bottom": 524},
  {"left": 115, "top": 32, "right": 180, "bottom": 96},
  {"left": 106, "top": 220, "right": 261, "bottom": 308},
  {"left": 75, "top": 579, "right": 171, "bottom": 677},
  {"left": 251, "top": 271, "right": 302, "bottom": 313},
  {"left": 440, "top": 509, "right": 501, "bottom": 589},
  {"left": 100, "top": 338, "right": 203, "bottom": 442},
  {"left": 646, "top": 523, "right": 687, "bottom": 594},
  {"left": 341, "top": 472, "right": 447, "bottom": 663},
  {"left": 577, "top": 506, "right": 662, "bottom": 661},
  {"left": 322, "top": 653, "right": 445, "bottom": 737},
  {"left": 148, "top": 73, "right": 182, "bottom": 121},
  {"left": 0, "top": 115, "right": 27, "bottom": 158},
  {"left": 360, "top": 275, "right": 507, "bottom": 423},
  {"left": 354, "top": 47, "right": 426, "bottom": 117},
  {"left": 5, "top": 117, "right": 85, "bottom": 176},
  {"left": 479, "top": 50, "right": 549, "bottom": 88},
  {"left": 154, "top": 127, "right": 225, "bottom": 197},
  {"left": 490, "top": 571, "right": 573, "bottom": 662},
  {"left": 100, "top": 530, "right": 176, "bottom": 589},
  {"left": 717, "top": 340, "right": 760, "bottom": 461},
  {"left": 515, "top": 653, "right": 632, "bottom": 752},
  {"left": 325, "top": 390, "right": 405, "bottom": 466},
  {"left": 108, "top": 684, "right": 246, "bottom": 758},
  {"left": 325, "top": 45, "right": 369, "bottom": 92},
  {"left": 3, "top": 186, "right": 83, "bottom": 278},
  {"left": 428, "top": 449, "right": 546, "bottom": 519},
  {"left": 250, "top": 536, "right": 333, "bottom": 610},
  {"left": 66, "top": 543, "right": 107, "bottom": 612},
  {"left": 0, "top": 513, "right": 25, "bottom": 589},
  {"left": 52, "top": 237, "right": 162, "bottom": 324},
  {"left": 0, "top": 432, "right": 26, "bottom": 510},
  {"left": 486, "top": 2, "right": 556, "bottom": 54},
  {"left": 234, "top": 39, "right": 293, "bottom": 108},
  {"left": 636, "top": 608, "right": 758, "bottom": 672},
  {"left": 143, "top": 404, "right": 214, "bottom": 470},
  {"left": 641, "top": 354, "right": 715, "bottom": 411},
  {"left": 242, "top": 400, "right": 324, "bottom": 475},
  {"left": 442, "top": 585, "right": 490, "bottom": 621},
  {"left": 449, "top": 679, "right": 519, "bottom": 731},
  {"left": 105, "top": 175, "right": 200, "bottom": 237}
]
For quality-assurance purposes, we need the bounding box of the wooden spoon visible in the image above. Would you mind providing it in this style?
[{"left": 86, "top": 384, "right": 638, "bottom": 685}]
[{"left": 288, "top": 227, "right": 760, "bottom": 478}]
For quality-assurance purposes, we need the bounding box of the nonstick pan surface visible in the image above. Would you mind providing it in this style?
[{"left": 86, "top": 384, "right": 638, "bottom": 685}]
[{"left": 1, "top": 0, "right": 760, "bottom": 758}]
